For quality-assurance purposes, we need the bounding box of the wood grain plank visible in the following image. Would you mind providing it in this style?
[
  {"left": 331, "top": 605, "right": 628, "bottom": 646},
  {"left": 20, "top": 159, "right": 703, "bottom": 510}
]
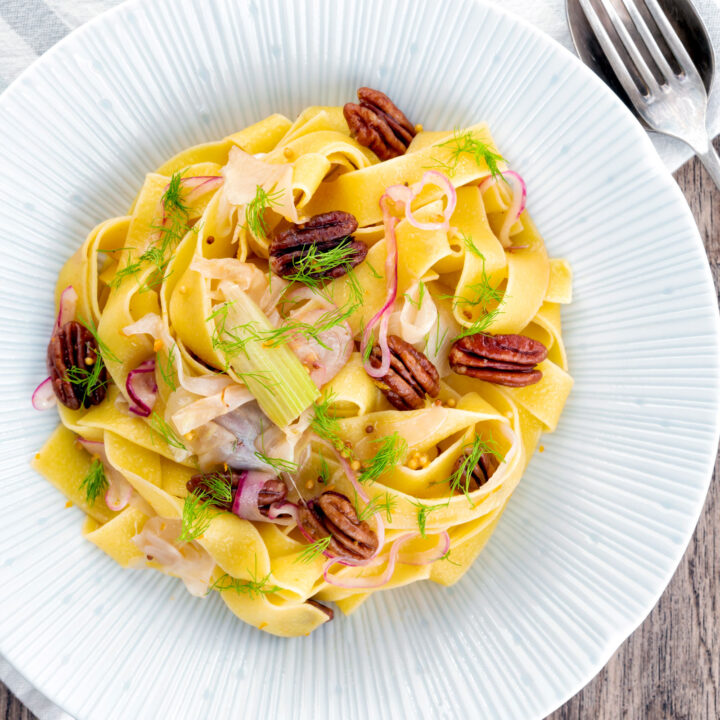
[{"left": 2, "top": 155, "right": 717, "bottom": 720}]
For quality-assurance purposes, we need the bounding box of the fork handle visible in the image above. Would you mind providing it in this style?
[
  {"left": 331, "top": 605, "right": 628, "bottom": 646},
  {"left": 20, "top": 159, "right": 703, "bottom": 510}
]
[{"left": 696, "top": 141, "right": 720, "bottom": 191}]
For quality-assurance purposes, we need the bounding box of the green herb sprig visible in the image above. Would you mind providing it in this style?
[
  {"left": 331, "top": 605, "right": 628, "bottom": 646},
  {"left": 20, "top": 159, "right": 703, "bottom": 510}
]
[
  {"left": 208, "top": 558, "right": 280, "bottom": 599},
  {"left": 295, "top": 536, "right": 332, "bottom": 564},
  {"left": 178, "top": 471, "right": 233, "bottom": 543},
  {"left": 358, "top": 433, "right": 408, "bottom": 485},
  {"left": 282, "top": 238, "right": 359, "bottom": 288},
  {"left": 354, "top": 491, "right": 398, "bottom": 524},
  {"left": 156, "top": 342, "right": 178, "bottom": 392},
  {"left": 110, "top": 171, "right": 197, "bottom": 292},
  {"left": 310, "top": 393, "right": 344, "bottom": 449},
  {"left": 64, "top": 360, "right": 109, "bottom": 407},
  {"left": 244, "top": 186, "right": 283, "bottom": 238},
  {"left": 254, "top": 451, "right": 299, "bottom": 475},
  {"left": 149, "top": 412, "right": 186, "bottom": 451},
  {"left": 429, "top": 129, "right": 505, "bottom": 179},
  {"left": 448, "top": 435, "right": 504, "bottom": 504},
  {"left": 412, "top": 501, "right": 443, "bottom": 537},
  {"left": 444, "top": 235, "right": 505, "bottom": 340},
  {"left": 403, "top": 281, "right": 426, "bottom": 310},
  {"left": 80, "top": 458, "right": 108, "bottom": 505}
]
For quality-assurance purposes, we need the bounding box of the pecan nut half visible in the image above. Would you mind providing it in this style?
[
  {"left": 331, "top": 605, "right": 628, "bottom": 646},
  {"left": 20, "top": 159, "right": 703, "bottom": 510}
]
[
  {"left": 453, "top": 450, "right": 499, "bottom": 492},
  {"left": 298, "top": 491, "right": 378, "bottom": 561},
  {"left": 47, "top": 320, "right": 107, "bottom": 410},
  {"left": 269, "top": 211, "right": 366, "bottom": 281},
  {"left": 370, "top": 335, "right": 440, "bottom": 411},
  {"left": 449, "top": 333, "right": 547, "bottom": 388},
  {"left": 343, "top": 87, "right": 416, "bottom": 161},
  {"left": 187, "top": 471, "right": 287, "bottom": 515}
]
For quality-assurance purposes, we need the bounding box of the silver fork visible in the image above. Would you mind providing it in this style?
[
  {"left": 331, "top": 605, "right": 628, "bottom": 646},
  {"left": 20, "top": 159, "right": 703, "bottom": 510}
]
[{"left": 578, "top": 0, "right": 720, "bottom": 188}]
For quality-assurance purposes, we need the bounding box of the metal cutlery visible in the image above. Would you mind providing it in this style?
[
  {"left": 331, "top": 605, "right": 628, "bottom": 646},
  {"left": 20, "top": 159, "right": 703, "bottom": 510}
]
[{"left": 567, "top": 0, "right": 720, "bottom": 188}]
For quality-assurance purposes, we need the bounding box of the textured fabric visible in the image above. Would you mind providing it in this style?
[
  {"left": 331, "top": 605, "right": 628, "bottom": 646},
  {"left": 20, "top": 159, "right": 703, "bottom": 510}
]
[{"left": 0, "top": 0, "right": 718, "bottom": 168}]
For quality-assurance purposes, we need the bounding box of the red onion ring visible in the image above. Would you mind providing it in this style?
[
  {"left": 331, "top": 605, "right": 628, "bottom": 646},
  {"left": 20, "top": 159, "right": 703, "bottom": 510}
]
[
  {"left": 361, "top": 203, "right": 398, "bottom": 378},
  {"left": 322, "top": 529, "right": 451, "bottom": 589},
  {"left": 294, "top": 448, "right": 386, "bottom": 566},
  {"left": 56, "top": 285, "right": 78, "bottom": 330},
  {"left": 180, "top": 175, "right": 224, "bottom": 203},
  {"left": 231, "top": 470, "right": 268, "bottom": 522},
  {"left": 395, "top": 170, "right": 457, "bottom": 231},
  {"left": 360, "top": 171, "right": 457, "bottom": 377},
  {"left": 105, "top": 478, "right": 133, "bottom": 512},
  {"left": 398, "top": 530, "right": 451, "bottom": 565},
  {"left": 266, "top": 501, "right": 298, "bottom": 525},
  {"left": 125, "top": 359, "right": 158, "bottom": 417},
  {"left": 478, "top": 170, "right": 527, "bottom": 247},
  {"left": 323, "top": 532, "right": 417, "bottom": 589},
  {"left": 32, "top": 377, "right": 57, "bottom": 410}
]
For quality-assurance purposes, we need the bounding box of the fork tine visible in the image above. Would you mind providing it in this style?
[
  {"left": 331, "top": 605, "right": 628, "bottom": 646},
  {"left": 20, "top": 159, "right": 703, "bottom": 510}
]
[
  {"left": 643, "top": 0, "right": 702, "bottom": 82},
  {"left": 619, "top": 0, "right": 675, "bottom": 82},
  {"left": 578, "top": 0, "right": 648, "bottom": 104},
  {"left": 598, "top": 0, "right": 661, "bottom": 94}
]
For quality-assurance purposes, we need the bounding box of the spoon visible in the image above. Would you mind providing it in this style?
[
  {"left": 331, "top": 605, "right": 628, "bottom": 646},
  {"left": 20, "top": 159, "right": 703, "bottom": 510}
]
[{"left": 566, "top": 0, "right": 718, "bottom": 184}]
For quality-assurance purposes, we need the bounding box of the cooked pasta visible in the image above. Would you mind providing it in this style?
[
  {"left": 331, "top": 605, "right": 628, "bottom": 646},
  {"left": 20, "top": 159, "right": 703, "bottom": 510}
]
[{"left": 32, "top": 89, "right": 573, "bottom": 636}]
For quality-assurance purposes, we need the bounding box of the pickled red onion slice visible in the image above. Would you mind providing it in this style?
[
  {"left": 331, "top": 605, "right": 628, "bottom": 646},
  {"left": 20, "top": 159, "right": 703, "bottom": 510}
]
[
  {"left": 125, "top": 359, "right": 158, "bottom": 417},
  {"left": 361, "top": 170, "right": 456, "bottom": 377},
  {"left": 32, "top": 377, "right": 57, "bottom": 410},
  {"left": 322, "top": 530, "right": 451, "bottom": 589},
  {"left": 56, "top": 285, "right": 78, "bottom": 330},
  {"left": 478, "top": 170, "right": 527, "bottom": 247}
]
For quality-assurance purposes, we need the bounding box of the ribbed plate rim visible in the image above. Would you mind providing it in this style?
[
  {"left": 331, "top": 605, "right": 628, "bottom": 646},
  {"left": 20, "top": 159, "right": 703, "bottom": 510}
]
[{"left": 0, "top": 0, "right": 718, "bottom": 718}]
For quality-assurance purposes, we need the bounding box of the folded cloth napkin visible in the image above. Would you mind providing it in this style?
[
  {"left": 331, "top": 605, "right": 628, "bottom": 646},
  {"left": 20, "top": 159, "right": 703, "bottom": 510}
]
[
  {"left": 0, "top": 0, "right": 718, "bottom": 170},
  {"left": 0, "top": 1, "right": 717, "bottom": 717}
]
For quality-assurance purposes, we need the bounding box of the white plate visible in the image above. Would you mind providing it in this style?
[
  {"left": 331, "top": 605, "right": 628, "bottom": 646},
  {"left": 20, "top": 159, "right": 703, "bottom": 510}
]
[{"left": 0, "top": 1, "right": 718, "bottom": 718}]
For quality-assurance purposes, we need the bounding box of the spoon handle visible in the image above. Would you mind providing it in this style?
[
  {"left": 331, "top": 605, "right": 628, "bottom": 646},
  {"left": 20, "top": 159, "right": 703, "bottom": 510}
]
[{"left": 696, "top": 140, "right": 720, "bottom": 191}]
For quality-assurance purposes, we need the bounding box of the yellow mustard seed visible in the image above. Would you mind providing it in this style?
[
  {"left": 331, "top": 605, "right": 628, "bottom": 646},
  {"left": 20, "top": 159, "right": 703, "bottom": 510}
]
[
  {"left": 445, "top": 397, "right": 457, "bottom": 408},
  {"left": 84, "top": 356, "right": 95, "bottom": 366},
  {"left": 65, "top": 500, "right": 73, "bottom": 508},
  {"left": 350, "top": 459, "right": 361, "bottom": 472},
  {"left": 283, "top": 148, "right": 294, "bottom": 160},
  {"left": 408, "top": 458, "right": 420, "bottom": 470},
  {"left": 153, "top": 338, "right": 164, "bottom": 352},
  {"left": 415, "top": 123, "right": 424, "bottom": 133},
  {"left": 305, "top": 479, "right": 315, "bottom": 490}
]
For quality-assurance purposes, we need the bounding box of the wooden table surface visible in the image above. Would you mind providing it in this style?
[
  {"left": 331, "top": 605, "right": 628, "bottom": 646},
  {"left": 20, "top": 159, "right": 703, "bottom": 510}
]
[{"left": 1, "top": 154, "right": 718, "bottom": 720}]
